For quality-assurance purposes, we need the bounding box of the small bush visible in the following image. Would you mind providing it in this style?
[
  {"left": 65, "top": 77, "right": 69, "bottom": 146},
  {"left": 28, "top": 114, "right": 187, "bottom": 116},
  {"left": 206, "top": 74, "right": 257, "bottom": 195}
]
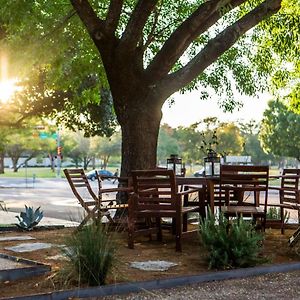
[
  {"left": 267, "top": 207, "right": 290, "bottom": 223},
  {"left": 61, "top": 222, "right": 116, "bottom": 286},
  {"left": 199, "top": 211, "right": 266, "bottom": 269}
]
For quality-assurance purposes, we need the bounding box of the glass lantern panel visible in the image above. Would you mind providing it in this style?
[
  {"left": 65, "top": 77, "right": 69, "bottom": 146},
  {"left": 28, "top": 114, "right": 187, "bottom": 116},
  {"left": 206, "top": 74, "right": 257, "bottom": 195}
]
[
  {"left": 175, "top": 164, "right": 182, "bottom": 176},
  {"left": 205, "top": 161, "right": 213, "bottom": 176},
  {"left": 213, "top": 162, "right": 220, "bottom": 176}
]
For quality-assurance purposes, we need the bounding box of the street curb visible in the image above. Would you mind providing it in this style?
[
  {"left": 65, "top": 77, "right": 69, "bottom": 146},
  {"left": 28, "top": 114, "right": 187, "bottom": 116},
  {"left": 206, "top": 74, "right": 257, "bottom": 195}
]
[{"left": 2, "top": 262, "right": 300, "bottom": 300}]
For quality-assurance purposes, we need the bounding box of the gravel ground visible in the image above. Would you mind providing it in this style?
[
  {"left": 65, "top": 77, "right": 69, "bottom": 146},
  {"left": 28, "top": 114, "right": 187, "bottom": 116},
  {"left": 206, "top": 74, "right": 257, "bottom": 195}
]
[{"left": 99, "top": 270, "right": 300, "bottom": 300}]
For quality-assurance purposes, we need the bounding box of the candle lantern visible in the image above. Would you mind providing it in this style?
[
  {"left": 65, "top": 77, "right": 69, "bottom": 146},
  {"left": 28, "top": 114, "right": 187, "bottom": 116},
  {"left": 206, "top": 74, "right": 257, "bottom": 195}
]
[
  {"left": 167, "top": 154, "right": 183, "bottom": 176},
  {"left": 204, "top": 149, "right": 220, "bottom": 176}
]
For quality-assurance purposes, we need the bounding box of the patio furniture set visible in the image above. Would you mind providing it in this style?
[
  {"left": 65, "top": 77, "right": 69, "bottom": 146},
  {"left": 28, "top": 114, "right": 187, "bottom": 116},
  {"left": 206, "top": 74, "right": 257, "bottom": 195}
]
[{"left": 64, "top": 166, "right": 300, "bottom": 251}]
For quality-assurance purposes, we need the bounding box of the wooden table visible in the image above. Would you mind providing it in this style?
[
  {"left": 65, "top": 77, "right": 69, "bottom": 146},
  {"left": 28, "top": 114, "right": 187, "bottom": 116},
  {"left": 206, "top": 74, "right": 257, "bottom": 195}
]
[{"left": 177, "top": 176, "right": 219, "bottom": 215}]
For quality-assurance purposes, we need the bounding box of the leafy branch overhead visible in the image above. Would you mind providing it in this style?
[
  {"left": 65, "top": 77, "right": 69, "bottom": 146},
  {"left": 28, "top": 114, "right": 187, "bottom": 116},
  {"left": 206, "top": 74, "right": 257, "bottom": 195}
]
[{"left": 0, "top": 0, "right": 297, "bottom": 174}]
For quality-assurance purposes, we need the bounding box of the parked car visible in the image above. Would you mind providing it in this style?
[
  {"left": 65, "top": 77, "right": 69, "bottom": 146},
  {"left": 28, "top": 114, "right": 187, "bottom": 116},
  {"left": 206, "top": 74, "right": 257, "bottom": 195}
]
[
  {"left": 86, "top": 169, "right": 114, "bottom": 181},
  {"left": 194, "top": 168, "right": 205, "bottom": 177}
]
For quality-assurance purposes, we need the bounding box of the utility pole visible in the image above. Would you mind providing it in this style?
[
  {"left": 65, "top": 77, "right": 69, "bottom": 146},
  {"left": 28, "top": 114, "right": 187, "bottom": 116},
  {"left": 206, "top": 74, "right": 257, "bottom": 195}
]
[{"left": 56, "top": 128, "right": 61, "bottom": 178}]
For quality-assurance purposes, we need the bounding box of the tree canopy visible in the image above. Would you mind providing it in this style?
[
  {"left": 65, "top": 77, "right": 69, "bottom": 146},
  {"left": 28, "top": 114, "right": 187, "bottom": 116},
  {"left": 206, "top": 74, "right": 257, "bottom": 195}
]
[
  {"left": 260, "top": 99, "right": 300, "bottom": 162},
  {"left": 0, "top": 0, "right": 298, "bottom": 175}
]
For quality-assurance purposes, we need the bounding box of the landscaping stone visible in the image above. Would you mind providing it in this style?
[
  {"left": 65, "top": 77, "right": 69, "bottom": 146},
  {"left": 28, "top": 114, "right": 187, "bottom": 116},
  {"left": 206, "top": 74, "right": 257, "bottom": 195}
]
[
  {"left": 0, "top": 257, "right": 30, "bottom": 270},
  {"left": 130, "top": 260, "right": 178, "bottom": 271},
  {"left": 0, "top": 236, "right": 35, "bottom": 242},
  {"left": 46, "top": 254, "right": 68, "bottom": 261},
  {"left": 5, "top": 242, "right": 53, "bottom": 253}
]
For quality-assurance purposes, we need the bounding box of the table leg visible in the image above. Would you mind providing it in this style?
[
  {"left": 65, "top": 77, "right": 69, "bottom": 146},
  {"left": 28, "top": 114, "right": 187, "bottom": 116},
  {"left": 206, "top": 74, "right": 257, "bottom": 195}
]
[{"left": 207, "top": 180, "right": 215, "bottom": 214}]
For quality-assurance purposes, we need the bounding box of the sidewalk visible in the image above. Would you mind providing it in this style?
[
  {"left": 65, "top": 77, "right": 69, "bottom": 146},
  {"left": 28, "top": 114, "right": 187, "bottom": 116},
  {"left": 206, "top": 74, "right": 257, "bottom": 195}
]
[{"left": 0, "top": 210, "right": 79, "bottom": 227}]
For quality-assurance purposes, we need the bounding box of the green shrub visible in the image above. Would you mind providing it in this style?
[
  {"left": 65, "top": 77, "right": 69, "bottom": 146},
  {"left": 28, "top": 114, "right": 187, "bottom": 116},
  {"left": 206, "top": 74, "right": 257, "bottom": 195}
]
[
  {"left": 267, "top": 207, "right": 290, "bottom": 223},
  {"left": 199, "top": 211, "right": 266, "bottom": 269},
  {"left": 61, "top": 222, "right": 116, "bottom": 286}
]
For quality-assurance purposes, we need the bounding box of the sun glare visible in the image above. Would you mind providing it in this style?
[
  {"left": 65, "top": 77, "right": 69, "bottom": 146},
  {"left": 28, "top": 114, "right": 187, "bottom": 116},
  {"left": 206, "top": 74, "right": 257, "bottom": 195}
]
[{"left": 0, "top": 79, "right": 18, "bottom": 103}]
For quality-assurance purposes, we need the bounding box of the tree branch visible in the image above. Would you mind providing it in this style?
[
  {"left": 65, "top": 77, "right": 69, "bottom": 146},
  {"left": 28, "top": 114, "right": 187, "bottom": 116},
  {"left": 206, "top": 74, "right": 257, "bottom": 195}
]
[
  {"left": 147, "top": 0, "right": 247, "bottom": 80},
  {"left": 120, "top": 0, "right": 158, "bottom": 51},
  {"left": 70, "top": 0, "right": 106, "bottom": 41},
  {"left": 159, "top": 0, "right": 282, "bottom": 98},
  {"left": 143, "top": 4, "right": 161, "bottom": 50},
  {"left": 105, "top": 0, "right": 124, "bottom": 34}
]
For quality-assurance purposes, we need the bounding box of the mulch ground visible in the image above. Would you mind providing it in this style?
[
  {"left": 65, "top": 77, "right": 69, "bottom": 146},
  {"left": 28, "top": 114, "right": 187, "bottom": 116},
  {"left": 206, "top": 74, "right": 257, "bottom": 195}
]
[{"left": 0, "top": 226, "right": 300, "bottom": 298}]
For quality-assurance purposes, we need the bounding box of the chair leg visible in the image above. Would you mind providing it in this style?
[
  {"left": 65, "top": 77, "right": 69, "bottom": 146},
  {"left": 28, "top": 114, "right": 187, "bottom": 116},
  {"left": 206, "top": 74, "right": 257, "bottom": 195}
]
[
  {"left": 172, "top": 217, "right": 176, "bottom": 235},
  {"left": 77, "top": 213, "right": 92, "bottom": 231},
  {"left": 156, "top": 217, "right": 162, "bottom": 241},
  {"left": 183, "top": 214, "right": 188, "bottom": 232},
  {"left": 175, "top": 215, "right": 182, "bottom": 252},
  {"left": 127, "top": 211, "right": 135, "bottom": 249},
  {"left": 281, "top": 206, "right": 285, "bottom": 234},
  {"left": 199, "top": 190, "right": 206, "bottom": 220}
]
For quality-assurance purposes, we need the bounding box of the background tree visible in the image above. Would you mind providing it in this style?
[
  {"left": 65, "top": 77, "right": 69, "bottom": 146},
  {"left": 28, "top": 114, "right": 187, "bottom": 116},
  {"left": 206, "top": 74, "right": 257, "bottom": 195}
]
[
  {"left": 5, "top": 128, "right": 54, "bottom": 172},
  {"left": 157, "top": 124, "right": 179, "bottom": 164},
  {"left": 239, "top": 120, "right": 273, "bottom": 164},
  {"left": 215, "top": 122, "right": 244, "bottom": 157},
  {"left": 1, "top": 0, "right": 297, "bottom": 177},
  {"left": 260, "top": 99, "right": 300, "bottom": 163},
  {"left": 62, "top": 131, "right": 93, "bottom": 169},
  {"left": 92, "top": 133, "right": 122, "bottom": 169}
]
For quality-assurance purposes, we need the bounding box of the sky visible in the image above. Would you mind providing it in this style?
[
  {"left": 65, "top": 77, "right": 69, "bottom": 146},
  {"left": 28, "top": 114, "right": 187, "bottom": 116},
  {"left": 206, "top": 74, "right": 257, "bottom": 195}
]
[{"left": 161, "top": 90, "right": 271, "bottom": 128}]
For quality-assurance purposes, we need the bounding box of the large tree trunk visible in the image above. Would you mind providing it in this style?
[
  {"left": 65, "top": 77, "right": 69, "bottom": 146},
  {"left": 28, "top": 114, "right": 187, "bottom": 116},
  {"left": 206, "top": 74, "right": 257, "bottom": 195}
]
[
  {"left": 0, "top": 152, "right": 4, "bottom": 174},
  {"left": 117, "top": 100, "right": 163, "bottom": 177}
]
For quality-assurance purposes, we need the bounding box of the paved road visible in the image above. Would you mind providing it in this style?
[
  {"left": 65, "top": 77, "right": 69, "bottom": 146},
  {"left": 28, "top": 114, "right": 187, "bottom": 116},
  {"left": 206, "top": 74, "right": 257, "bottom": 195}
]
[
  {"left": 0, "top": 177, "right": 118, "bottom": 222},
  {"left": 0, "top": 177, "right": 293, "bottom": 223}
]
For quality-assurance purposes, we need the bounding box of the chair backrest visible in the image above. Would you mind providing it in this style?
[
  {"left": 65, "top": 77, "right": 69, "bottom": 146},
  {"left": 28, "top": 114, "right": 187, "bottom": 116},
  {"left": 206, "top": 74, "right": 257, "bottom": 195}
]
[
  {"left": 220, "top": 165, "right": 269, "bottom": 188},
  {"left": 64, "top": 168, "right": 99, "bottom": 210},
  {"left": 220, "top": 165, "right": 269, "bottom": 207},
  {"left": 280, "top": 168, "right": 300, "bottom": 204},
  {"left": 131, "top": 169, "right": 178, "bottom": 210}
]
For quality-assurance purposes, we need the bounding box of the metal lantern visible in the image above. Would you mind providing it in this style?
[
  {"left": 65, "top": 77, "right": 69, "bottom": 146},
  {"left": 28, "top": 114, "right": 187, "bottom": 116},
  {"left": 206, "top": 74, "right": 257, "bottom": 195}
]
[
  {"left": 204, "top": 149, "right": 220, "bottom": 176},
  {"left": 167, "top": 154, "right": 183, "bottom": 176}
]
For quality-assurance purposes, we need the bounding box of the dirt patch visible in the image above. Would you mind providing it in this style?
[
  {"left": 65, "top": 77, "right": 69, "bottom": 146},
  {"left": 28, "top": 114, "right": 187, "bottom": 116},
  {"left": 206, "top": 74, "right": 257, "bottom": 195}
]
[{"left": 0, "top": 226, "right": 300, "bottom": 298}]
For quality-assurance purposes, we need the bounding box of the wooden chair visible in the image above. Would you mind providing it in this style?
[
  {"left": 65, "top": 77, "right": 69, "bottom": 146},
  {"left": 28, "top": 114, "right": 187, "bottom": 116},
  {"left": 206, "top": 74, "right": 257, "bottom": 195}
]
[
  {"left": 64, "top": 168, "right": 107, "bottom": 230},
  {"left": 95, "top": 170, "right": 131, "bottom": 226},
  {"left": 64, "top": 168, "right": 130, "bottom": 230},
  {"left": 128, "top": 169, "right": 201, "bottom": 252},
  {"left": 268, "top": 168, "right": 300, "bottom": 234},
  {"left": 220, "top": 165, "right": 269, "bottom": 230}
]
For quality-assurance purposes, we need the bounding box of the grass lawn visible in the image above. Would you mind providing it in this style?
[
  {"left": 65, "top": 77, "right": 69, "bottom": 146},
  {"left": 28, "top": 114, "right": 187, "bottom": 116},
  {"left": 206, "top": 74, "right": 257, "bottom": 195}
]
[
  {"left": 0, "top": 167, "right": 114, "bottom": 179},
  {"left": 0, "top": 167, "right": 62, "bottom": 178},
  {"left": 0, "top": 166, "right": 282, "bottom": 186}
]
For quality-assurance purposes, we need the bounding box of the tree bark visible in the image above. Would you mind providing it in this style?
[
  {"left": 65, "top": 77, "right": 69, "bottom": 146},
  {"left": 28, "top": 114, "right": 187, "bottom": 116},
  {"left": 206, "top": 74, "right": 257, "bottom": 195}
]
[
  {"left": 0, "top": 152, "right": 4, "bottom": 174},
  {"left": 117, "top": 96, "right": 162, "bottom": 176}
]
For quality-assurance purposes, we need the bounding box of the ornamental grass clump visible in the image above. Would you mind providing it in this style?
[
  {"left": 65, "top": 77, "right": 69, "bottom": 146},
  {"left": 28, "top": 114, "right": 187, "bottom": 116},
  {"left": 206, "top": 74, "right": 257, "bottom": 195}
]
[
  {"left": 199, "top": 210, "right": 267, "bottom": 269},
  {"left": 61, "top": 222, "right": 116, "bottom": 286}
]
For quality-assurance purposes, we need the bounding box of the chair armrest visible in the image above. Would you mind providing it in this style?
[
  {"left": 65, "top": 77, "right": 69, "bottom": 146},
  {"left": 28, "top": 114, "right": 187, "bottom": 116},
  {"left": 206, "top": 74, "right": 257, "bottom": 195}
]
[
  {"left": 222, "top": 185, "right": 267, "bottom": 192},
  {"left": 269, "top": 186, "right": 281, "bottom": 191},
  {"left": 100, "top": 187, "right": 133, "bottom": 193},
  {"left": 177, "top": 187, "right": 203, "bottom": 196},
  {"left": 269, "top": 186, "right": 299, "bottom": 192}
]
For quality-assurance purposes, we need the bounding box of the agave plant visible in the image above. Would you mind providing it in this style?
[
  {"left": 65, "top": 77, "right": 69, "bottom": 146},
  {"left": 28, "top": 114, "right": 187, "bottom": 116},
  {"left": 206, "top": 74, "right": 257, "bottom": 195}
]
[{"left": 16, "top": 205, "right": 44, "bottom": 230}]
